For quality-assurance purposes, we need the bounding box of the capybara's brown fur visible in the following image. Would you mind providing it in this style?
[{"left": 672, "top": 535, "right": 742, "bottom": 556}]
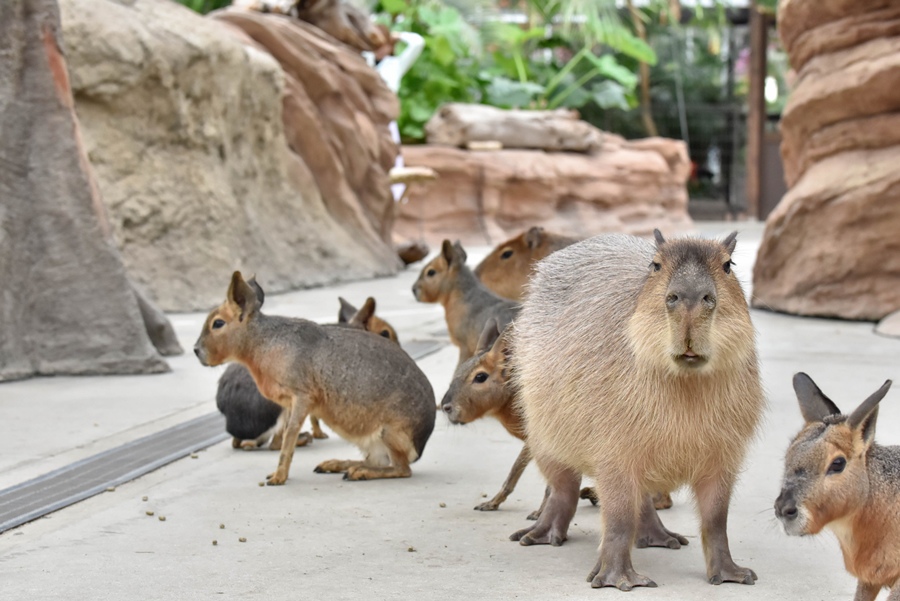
[
  {"left": 510, "top": 230, "right": 764, "bottom": 590},
  {"left": 474, "top": 227, "right": 578, "bottom": 301},
  {"left": 776, "top": 373, "right": 897, "bottom": 601},
  {"left": 197, "top": 273, "right": 434, "bottom": 484},
  {"left": 412, "top": 240, "right": 519, "bottom": 366}
]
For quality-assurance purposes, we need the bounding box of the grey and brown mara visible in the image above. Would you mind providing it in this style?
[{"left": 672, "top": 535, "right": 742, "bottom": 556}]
[
  {"left": 412, "top": 239, "right": 519, "bottom": 367},
  {"left": 510, "top": 230, "right": 764, "bottom": 590},
  {"left": 196, "top": 272, "right": 434, "bottom": 484},
  {"left": 776, "top": 373, "right": 897, "bottom": 601}
]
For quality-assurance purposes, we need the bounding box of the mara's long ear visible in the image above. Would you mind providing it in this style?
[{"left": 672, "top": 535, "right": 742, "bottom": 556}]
[
  {"left": 475, "top": 318, "right": 501, "bottom": 355},
  {"left": 246, "top": 275, "right": 265, "bottom": 307},
  {"left": 349, "top": 297, "right": 376, "bottom": 331},
  {"left": 337, "top": 297, "right": 357, "bottom": 324},
  {"left": 722, "top": 231, "right": 738, "bottom": 256},
  {"left": 793, "top": 372, "right": 841, "bottom": 424},
  {"left": 525, "top": 226, "right": 544, "bottom": 249},
  {"left": 441, "top": 239, "right": 455, "bottom": 265},
  {"left": 453, "top": 241, "right": 468, "bottom": 264},
  {"left": 227, "top": 271, "right": 261, "bottom": 322},
  {"left": 653, "top": 229, "right": 666, "bottom": 247},
  {"left": 848, "top": 380, "right": 893, "bottom": 445}
]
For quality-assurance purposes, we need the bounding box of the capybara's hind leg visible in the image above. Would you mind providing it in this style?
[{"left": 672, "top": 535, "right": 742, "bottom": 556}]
[
  {"left": 694, "top": 473, "right": 757, "bottom": 585},
  {"left": 510, "top": 457, "right": 579, "bottom": 546},
  {"left": 310, "top": 416, "right": 329, "bottom": 440},
  {"left": 476, "top": 444, "right": 531, "bottom": 511},
  {"left": 653, "top": 491, "right": 673, "bottom": 510},
  {"left": 636, "top": 494, "right": 688, "bottom": 549},
  {"left": 344, "top": 430, "right": 413, "bottom": 481}
]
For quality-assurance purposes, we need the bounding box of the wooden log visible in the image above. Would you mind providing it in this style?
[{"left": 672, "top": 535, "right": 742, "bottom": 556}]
[{"left": 425, "top": 103, "right": 606, "bottom": 153}]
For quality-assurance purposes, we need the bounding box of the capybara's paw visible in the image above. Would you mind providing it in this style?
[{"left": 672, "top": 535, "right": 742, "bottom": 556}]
[
  {"left": 653, "top": 491, "right": 673, "bottom": 510},
  {"left": 636, "top": 522, "right": 689, "bottom": 550},
  {"left": 510, "top": 523, "right": 566, "bottom": 547},
  {"left": 474, "top": 501, "right": 500, "bottom": 512},
  {"left": 709, "top": 565, "right": 757, "bottom": 586},
  {"left": 313, "top": 460, "right": 347, "bottom": 474},
  {"left": 265, "top": 470, "right": 287, "bottom": 485},
  {"left": 587, "top": 563, "right": 657, "bottom": 591},
  {"left": 579, "top": 487, "right": 599, "bottom": 506},
  {"left": 295, "top": 432, "right": 313, "bottom": 447}
]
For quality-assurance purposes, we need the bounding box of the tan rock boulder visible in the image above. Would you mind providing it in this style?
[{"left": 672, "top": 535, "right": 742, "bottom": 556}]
[
  {"left": 876, "top": 310, "right": 900, "bottom": 339},
  {"left": 393, "top": 135, "right": 692, "bottom": 247},
  {"left": 60, "top": 0, "right": 400, "bottom": 311},
  {"left": 752, "top": 0, "right": 900, "bottom": 320}
]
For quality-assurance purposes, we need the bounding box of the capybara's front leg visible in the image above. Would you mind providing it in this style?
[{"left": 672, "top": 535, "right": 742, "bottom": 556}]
[
  {"left": 510, "top": 457, "right": 579, "bottom": 546},
  {"left": 266, "top": 397, "right": 307, "bottom": 485},
  {"left": 588, "top": 481, "right": 656, "bottom": 590},
  {"left": 694, "top": 473, "right": 757, "bottom": 585},
  {"left": 855, "top": 581, "right": 880, "bottom": 601},
  {"left": 476, "top": 444, "right": 531, "bottom": 511}
]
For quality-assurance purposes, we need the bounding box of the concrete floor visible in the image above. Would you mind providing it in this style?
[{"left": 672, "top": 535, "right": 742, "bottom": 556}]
[{"left": 1, "top": 223, "right": 898, "bottom": 600}]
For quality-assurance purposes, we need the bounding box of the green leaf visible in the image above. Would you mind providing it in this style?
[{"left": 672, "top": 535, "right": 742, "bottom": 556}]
[
  {"left": 584, "top": 54, "right": 638, "bottom": 90},
  {"left": 380, "top": 0, "right": 407, "bottom": 15},
  {"left": 590, "top": 80, "right": 630, "bottom": 111},
  {"left": 485, "top": 78, "right": 545, "bottom": 108}
]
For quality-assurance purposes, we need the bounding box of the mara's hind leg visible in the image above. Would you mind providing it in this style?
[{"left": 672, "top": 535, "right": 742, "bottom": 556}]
[
  {"left": 588, "top": 475, "right": 656, "bottom": 590},
  {"left": 314, "top": 459, "right": 364, "bottom": 474},
  {"left": 476, "top": 444, "right": 531, "bottom": 511},
  {"left": 636, "top": 494, "right": 689, "bottom": 549},
  {"left": 265, "top": 397, "right": 308, "bottom": 486},
  {"left": 344, "top": 428, "right": 413, "bottom": 481},
  {"left": 510, "top": 456, "right": 579, "bottom": 547},
  {"left": 693, "top": 472, "right": 757, "bottom": 585},
  {"left": 310, "top": 416, "right": 329, "bottom": 440}
]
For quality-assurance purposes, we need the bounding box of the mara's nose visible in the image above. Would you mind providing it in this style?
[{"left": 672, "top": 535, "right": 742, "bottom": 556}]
[
  {"left": 774, "top": 492, "right": 798, "bottom": 521},
  {"left": 193, "top": 347, "right": 201, "bottom": 358},
  {"left": 411, "top": 284, "right": 419, "bottom": 299}
]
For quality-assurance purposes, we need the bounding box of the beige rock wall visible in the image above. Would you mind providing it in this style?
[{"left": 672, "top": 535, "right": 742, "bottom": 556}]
[
  {"left": 60, "top": 0, "right": 400, "bottom": 311},
  {"left": 393, "top": 134, "right": 693, "bottom": 247},
  {"left": 752, "top": 0, "right": 900, "bottom": 320}
]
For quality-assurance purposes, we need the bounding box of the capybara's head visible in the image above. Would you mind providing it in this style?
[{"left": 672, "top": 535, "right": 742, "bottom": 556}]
[
  {"left": 441, "top": 319, "right": 511, "bottom": 424},
  {"left": 474, "top": 227, "right": 563, "bottom": 301},
  {"left": 776, "top": 373, "right": 892, "bottom": 536},
  {"left": 194, "top": 271, "right": 262, "bottom": 367},
  {"left": 631, "top": 230, "right": 751, "bottom": 374},
  {"left": 412, "top": 240, "right": 467, "bottom": 303},
  {"left": 337, "top": 296, "right": 399, "bottom": 344}
]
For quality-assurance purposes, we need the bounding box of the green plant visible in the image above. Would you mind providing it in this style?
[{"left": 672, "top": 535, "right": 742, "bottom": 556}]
[{"left": 175, "top": 0, "right": 232, "bottom": 14}]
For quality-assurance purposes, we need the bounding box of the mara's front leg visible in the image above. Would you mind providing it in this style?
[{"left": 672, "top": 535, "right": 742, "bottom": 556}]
[
  {"left": 476, "top": 444, "right": 531, "bottom": 511},
  {"left": 266, "top": 396, "right": 308, "bottom": 486},
  {"left": 693, "top": 472, "right": 757, "bottom": 585},
  {"left": 588, "top": 476, "right": 656, "bottom": 590}
]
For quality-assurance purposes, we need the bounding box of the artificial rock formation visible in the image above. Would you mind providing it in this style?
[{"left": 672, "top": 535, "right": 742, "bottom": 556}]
[
  {"left": 393, "top": 133, "right": 692, "bottom": 246},
  {"left": 752, "top": 0, "right": 900, "bottom": 320},
  {"left": 60, "top": 0, "right": 400, "bottom": 311},
  {"left": 0, "top": 0, "right": 169, "bottom": 380}
]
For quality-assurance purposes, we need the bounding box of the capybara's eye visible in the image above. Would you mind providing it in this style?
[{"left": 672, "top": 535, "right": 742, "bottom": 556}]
[
  {"left": 501, "top": 249, "right": 514, "bottom": 259},
  {"left": 380, "top": 330, "right": 391, "bottom": 338},
  {"left": 427, "top": 269, "right": 436, "bottom": 277},
  {"left": 651, "top": 262, "right": 661, "bottom": 272},
  {"left": 473, "top": 372, "right": 488, "bottom": 384},
  {"left": 723, "top": 260, "right": 733, "bottom": 274},
  {"left": 212, "top": 319, "right": 226, "bottom": 330},
  {"left": 827, "top": 457, "right": 846, "bottom": 475}
]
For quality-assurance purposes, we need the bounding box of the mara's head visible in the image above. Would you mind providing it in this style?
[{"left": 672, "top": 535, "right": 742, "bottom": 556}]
[
  {"left": 473, "top": 227, "right": 563, "bottom": 301},
  {"left": 440, "top": 319, "right": 512, "bottom": 425},
  {"left": 412, "top": 240, "right": 467, "bottom": 303},
  {"left": 631, "top": 229, "right": 750, "bottom": 375},
  {"left": 337, "top": 296, "right": 399, "bottom": 344},
  {"left": 194, "top": 271, "right": 263, "bottom": 366},
  {"left": 775, "top": 373, "right": 893, "bottom": 537}
]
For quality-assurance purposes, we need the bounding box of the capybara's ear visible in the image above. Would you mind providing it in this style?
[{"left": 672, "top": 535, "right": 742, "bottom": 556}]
[
  {"left": 653, "top": 229, "right": 666, "bottom": 247},
  {"left": 475, "top": 318, "right": 501, "bottom": 355},
  {"left": 722, "top": 231, "right": 738, "bottom": 256},
  {"left": 338, "top": 297, "right": 357, "bottom": 324},
  {"left": 525, "top": 226, "right": 544, "bottom": 249},
  {"left": 226, "top": 271, "right": 260, "bottom": 322},
  {"left": 793, "top": 372, "right": 841, "bottom": 424},
  {"left": 848, "top": 379, "right": 892, "bottom": 445}
]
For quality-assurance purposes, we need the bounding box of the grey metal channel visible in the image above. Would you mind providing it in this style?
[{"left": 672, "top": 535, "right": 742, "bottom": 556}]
[
  {"left": 0, "top": 339, "right": 446, "bottom": 534},
  {"left": 0, "top": 413, "right": 227, "bottom": 534}
]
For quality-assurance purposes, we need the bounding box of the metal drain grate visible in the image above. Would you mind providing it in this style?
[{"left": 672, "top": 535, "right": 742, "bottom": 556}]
[{"left": 0, "top": 413, "right": 227, "bottom": 534}]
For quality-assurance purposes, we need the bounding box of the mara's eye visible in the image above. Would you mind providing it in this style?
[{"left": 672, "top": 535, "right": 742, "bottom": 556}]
[
  {"left": 827, "top": 456, "right": 846, "bottom": 475},
  {"left": 651, "top": 262, "right": 661, "bottom": 272},
  {"left": 723, "top": 260, "right": 734, "bottom": 274},
  {"left": 472, "top": 372, "right": 488, "bottom": 384},
  {"left": 426, "top": 268, "right": 436, "bottom": 277},
  {"left": 380, "top": 330, "right": 391, "bottom": 338},
  {"left": 212, "top": 319, "right": 226, "bottom": 330},
  {"left": 500, "top": 249, "right": 514, "bottom": 260}
]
